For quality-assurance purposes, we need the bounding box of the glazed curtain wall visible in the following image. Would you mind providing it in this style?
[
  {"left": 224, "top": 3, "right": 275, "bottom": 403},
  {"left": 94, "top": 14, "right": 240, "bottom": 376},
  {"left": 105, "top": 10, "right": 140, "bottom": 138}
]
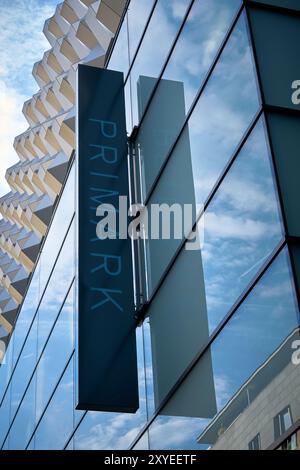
[{"left": 0, "top": 0, "right": 299, "bottom": 450}]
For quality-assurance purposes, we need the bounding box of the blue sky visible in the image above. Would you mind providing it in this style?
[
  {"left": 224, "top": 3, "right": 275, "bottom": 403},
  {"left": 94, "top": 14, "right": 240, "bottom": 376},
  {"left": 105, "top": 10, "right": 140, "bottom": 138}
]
[{"left": 0, "top": 0, "right": 60, "bottom": 195}]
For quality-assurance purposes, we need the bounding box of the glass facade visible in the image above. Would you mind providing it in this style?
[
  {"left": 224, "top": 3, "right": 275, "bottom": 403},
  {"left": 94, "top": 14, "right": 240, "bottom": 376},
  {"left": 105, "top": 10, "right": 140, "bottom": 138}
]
[{"left": 0, "top": 0, "right": 299, "bottom": 451}]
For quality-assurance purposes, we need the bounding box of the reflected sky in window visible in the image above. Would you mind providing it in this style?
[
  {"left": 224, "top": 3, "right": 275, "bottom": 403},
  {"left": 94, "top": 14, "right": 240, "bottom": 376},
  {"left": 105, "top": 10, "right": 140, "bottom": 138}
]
[
  {"left": 189, "top": 13, "right": 260, "bottom": 206},
  {"left": 163, "top": 0, "right": 241, "bottom": 113},
  {"left": 129, "top": 0, "right": 190, "bottom": 127},
  {"left": 211, "top": 248, "right": 299, "bottom": 412},
  {"left": 201, "top": 117, "right": 283, "bottom": 333},
  {"left": 144, "top": 248, "right": 300, "bottom": 450}
]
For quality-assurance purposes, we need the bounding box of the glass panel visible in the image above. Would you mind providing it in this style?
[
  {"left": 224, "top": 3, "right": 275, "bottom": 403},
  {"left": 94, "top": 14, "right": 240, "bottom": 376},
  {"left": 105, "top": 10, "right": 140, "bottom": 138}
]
[
  {"left": 0, "top": 336, "right": 14, "bottom": 403},
  {"left": 108, "top": 15, "right": 129, "bottom": 75},
  {"left": 10, "top": 315, "right": 38, "bottom": 420},
  {"left": 188, "top": 13, "right": 260, "bottom": 207},
  {"left": 35, "top": 285, "right": 74, "bottom": 422},
  {"left": 283, "top": 408, "right": 292, "bottom": 431},
  {"left": 146, "top": 246, "right": 211, "bottom": 416},
  {"left": 132, "top": 432, "right": 149, "bottom": 450},
  {"left": 0, "top": 169, "right": 74, "bottom": 415},
  {"left": 8, "top": 378, "right": 36, "bottom": 450},
  {"left": 0, "top": 384, "right": 12, "bottom": 447},
  {"left": 2, "top": 440, "right": 8, "bottom": 450},
  {"left": 142, "top": 320, "right": 155, "bottom": 418},
  {"left": 248, "top": 434, "right": 260, "bottom": 450},
  {"left": 128, "top": 0, "right": 190, "bottom": 129},
  {"left": 2, "top": 222, "right": 74, "bottom": 428},
  {"left": 34, "top": 358, "right": 74, "bottom": 450},
  {"left": 65, "top": 439, "right": 74, "bottom": 450},
  {"left": 275, "top": 406, "right": 293, "bottom": 439},
  {"left": 39, "top": 165, "right": 75, "bottom": 294},
  {"left": 27, "top": 440, "right": 34, "bottom": 450},
  {"left": 161, "top": 0, "right": 241, "bottom": 113},
  {"left": 274, "top": 414, "right": 281, "bottom": 440},
  {"left": 137, "top": 12, "right": 260, "bottom": 200},
  {"left": 201, "top": 117, "right": 283, "bottom": 333},
  {"left": 212, "top": 248, "right": 298, "bottom": 402},
  {"left": 127, "top": 0, "right": 156, "bottom": 65},
  {"left": 144, "top": 116, "right": 283, "bottom": 338},
  {"left": 135, "top": 0, "right": 241, "bottom": 195},
  {"left": 12, "top": 261, "right": 40, "bottom": 367},
  {"left": 37, "top": 220, "right": 75, "bottom": 356},
  {"left": 108, "top": 0, "right": 156, "bottom": 76},
  {"left": 147, "top": 248, "right": 300, "bottom": 450}
]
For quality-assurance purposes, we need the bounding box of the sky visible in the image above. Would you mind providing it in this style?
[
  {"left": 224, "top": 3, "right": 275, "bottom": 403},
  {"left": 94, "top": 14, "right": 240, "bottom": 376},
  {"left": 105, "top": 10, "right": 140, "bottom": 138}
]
[{"left": 0, "top": 0, "right": 61, "bottom": 196}]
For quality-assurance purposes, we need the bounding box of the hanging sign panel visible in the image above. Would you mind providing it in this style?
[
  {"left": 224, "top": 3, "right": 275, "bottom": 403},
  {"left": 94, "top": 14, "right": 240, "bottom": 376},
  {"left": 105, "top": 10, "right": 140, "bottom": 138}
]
[{"left": 77, "top": 64, "right": 138, "bottom": 413}]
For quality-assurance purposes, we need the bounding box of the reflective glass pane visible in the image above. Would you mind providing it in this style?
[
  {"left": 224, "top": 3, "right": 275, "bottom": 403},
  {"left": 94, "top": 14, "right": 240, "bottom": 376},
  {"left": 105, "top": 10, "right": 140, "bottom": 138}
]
[
  {"left": 39, "top": 165, "right": 75, "bottom": 294},
  {"left": 2, "top": 440, "right": 8, "bottom": 450},
  {"left": 0, "top": 336, "right": 14, "bottom": 403},
  {"left": 27, "top": 440, "right": 34, "bottom": 450},
  {"left": 8, "top": 378, "right": 36, "bottom": 450},
  {"left": 65, "top": 439, "right": 74, "bottom": 450},
  {"left": 12, "top": 260, "right": 40, "bottom": 367},
  {"left": 34, "top": 358, "right": 74, "bottom": 450},
  {"left": 128, "top": 0, "right": 190, "bottom": 129},
  {"left": 108, "top": 16, "right": 129, "bottom": 75},
  {"left": 0, "top": 384, "right": 11, "bottom": 447},
  {"left": 147, "top": 248, "right": 300, "bottom": 450},
  {"left": 108, "top": 0, "right": 156, "bottom": 76},
  {"left": 135, "top": 0, "right": 241, "bottom": 195},
  {"left": 143, "top": 120, "right": 278, "bottom": 337},
  {"left": 132, "top": 432, "right": 149, "bottom": 450},
  {"left": 37, "top": 220, "right": 75, "bottom": 356},
  {"left": 35, "top": 285, "right": 74, "bottom": 422},
  {"left": 137, "top": 12, "right": 260, "bottom": 201},
  {"left": 149, "top": 415, "right": 207, "bottom": 450},
  {"left": 188, "top": 13, "right": 259, "bottom": 207},
  {"left": 146, "top": 247, "right": 210, "bottom": 413},
  {"left": 127, "top": 0, "right": 155, "bottom": 65},
  {"left": 162, "top": 0, "right": 241, "bottom": 113},
  {"left": 202, "top": 117, "right": 283, "bottom": 333},
  {"left": 10, "top": 315, "right": 38, "bottom": 420},
  {"left": 142, "top": 320, "right": 155, "bottom": 418}
]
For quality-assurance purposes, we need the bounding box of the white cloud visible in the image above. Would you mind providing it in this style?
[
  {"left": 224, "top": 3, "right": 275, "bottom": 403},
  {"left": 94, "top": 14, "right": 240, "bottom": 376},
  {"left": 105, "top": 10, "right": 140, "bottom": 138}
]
[
  {"left": 171, "top": 0, "right": 189, "bottom": 20},
  {"left": 149, "top": 416, "right": 208, "bottom": 449},
  {"left": 257, "top": 280, "right": 293, "bottom": 300},
  {"left": 214, "top": 375, "right": 233, "bottom": 410},
  {"left": 218, "top": 177, "right": 279, "bottom": 215},
  {"left": 75, "top": 412, "right": 146, "bottom": 450},
  {"left": 205, "top": 212, "right": 274, "bottom": 241}
]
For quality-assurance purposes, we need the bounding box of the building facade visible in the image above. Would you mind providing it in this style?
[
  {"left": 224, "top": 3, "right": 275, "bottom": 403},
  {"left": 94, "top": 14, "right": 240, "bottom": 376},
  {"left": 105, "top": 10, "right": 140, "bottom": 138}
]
[{"left": 0, "top": 0, "right": 300, "bottom": 450}]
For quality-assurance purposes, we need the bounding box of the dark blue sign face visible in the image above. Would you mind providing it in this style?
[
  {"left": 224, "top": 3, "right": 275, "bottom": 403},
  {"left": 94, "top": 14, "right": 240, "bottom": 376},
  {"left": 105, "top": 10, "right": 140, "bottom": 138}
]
[{"left": 77, "top": 64, "right": 138, "bottom": 413}]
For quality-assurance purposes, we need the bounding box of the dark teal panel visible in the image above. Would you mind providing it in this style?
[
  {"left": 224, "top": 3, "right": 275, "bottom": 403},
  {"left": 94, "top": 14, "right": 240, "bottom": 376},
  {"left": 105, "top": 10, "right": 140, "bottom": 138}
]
[
  {"left": 77, "top": 65, "right": 138, "bottom": 413},
  {"left": 248, "top": 0, "right": 300, "bottom": 11},
  {"left": 247, "top": 7, "right": 300, "bottom": 109},
  {"left": 265, "top": 112, "right": 300, "bottom": 238}
]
